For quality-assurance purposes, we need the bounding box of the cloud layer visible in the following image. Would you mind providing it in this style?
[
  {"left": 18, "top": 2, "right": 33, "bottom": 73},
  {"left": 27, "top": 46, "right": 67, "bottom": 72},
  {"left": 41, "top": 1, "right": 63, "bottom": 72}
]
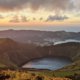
[
  {"left": 9, "top": 15, "right": 28, "bottom": 22},
  {"left": 0, "top": 0, "right": 27, "bottom": 11},
  {"left": 46, "top": 15, "right": 69, "bottom": 21},
  {"left": 0, "top": 15, "right": 4, "bottom": 19},
  {"left": 0, "top": 0, "right": 78, "bottom": 12}
]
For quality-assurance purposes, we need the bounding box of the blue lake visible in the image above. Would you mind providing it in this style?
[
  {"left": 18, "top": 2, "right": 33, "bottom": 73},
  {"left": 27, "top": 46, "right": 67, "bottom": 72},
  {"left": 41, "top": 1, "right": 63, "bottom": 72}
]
[{"left": 22, "top": 57, "right": 72, "bottom": 70}]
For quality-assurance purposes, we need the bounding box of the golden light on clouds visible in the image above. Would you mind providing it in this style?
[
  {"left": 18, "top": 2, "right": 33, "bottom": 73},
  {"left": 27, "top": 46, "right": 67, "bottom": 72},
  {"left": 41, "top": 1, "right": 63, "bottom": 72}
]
[{"left": 0, "top": 0, "right": 80, "bottom": 27}]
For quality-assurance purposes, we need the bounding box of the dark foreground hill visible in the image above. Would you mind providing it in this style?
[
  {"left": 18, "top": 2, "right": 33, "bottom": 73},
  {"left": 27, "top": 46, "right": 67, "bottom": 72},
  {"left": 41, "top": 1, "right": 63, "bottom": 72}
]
[{"left": 0, "top": 38, "right": 80, "bottom": 71}]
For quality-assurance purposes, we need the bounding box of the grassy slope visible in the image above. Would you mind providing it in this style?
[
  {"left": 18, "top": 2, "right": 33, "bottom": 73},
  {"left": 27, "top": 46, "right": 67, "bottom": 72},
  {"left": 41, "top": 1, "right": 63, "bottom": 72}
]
[
  {"left": 0, "top": 38, "right": 38, "bottom": 68},
  {"left": 0, "top": 38, "right": 80, "bottom": 78}
]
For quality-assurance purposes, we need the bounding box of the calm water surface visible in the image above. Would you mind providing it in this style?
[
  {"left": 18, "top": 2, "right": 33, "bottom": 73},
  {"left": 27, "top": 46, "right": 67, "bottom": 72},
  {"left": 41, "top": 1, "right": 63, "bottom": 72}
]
[{"left": 22, "top": 57, "right": 72, "bottom": 70}]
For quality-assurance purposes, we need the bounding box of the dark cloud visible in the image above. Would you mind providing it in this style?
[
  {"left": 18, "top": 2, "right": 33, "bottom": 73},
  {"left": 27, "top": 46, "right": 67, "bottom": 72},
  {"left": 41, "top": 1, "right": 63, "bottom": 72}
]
[
  {"left": 21, "top": 16, "right": 28, "bottom": 22},
  {"left": 39, "top": 17, "right": 43, "bottom": 21},
  {"left": 29, "top": 0, "right": 74, "bottom": 11},
  {"left": 0, "top": 0, "right": 28, "bottom": 11},
  {"left": 0, "top": 0, "right": 75, "bottom": 12},
  {"left": 33, "top": 18, "right": 36, "bottom": 20},
  {"left": 46, "top": 15, "right": 69, "bottom": 21},
  {"left": 9, "top": 15, "right": 28, "bottom": 23}
]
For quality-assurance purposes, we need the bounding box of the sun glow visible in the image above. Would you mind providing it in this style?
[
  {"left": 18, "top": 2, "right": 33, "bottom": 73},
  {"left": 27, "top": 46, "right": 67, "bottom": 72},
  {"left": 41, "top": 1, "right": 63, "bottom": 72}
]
[{"left": 0, "top": 0, "right": 80, "bottom": 27}]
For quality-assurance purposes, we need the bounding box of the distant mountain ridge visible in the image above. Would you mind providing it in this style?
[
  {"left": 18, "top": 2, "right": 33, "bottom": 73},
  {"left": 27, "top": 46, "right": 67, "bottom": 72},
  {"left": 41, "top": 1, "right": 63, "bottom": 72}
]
[{"left": 0, "top": 30, "right": 80, "bottom": 45}]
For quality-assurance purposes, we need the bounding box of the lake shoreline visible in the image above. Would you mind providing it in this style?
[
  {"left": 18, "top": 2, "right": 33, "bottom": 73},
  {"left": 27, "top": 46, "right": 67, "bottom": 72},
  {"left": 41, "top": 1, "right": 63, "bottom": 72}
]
[{"left": 22, "top": 57, "right": 72, "bottom": 70}]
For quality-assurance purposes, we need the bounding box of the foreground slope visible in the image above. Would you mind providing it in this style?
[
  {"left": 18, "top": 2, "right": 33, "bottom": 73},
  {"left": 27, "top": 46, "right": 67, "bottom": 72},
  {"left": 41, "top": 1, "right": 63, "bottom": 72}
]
[{"left": 0, "top": 38, "right": 39, "bottom": 68}]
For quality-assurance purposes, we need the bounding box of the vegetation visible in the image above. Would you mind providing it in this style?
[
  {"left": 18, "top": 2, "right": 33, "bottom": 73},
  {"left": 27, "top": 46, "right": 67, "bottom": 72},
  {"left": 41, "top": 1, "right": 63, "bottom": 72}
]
[
  {"left": 0, "top": 38, "right": 80, "bottom": 80},
  {"left": 0, "top": 69, "right": 80, "bottom": 80},
  {"left": 0, "top": 69, "right": 74, "bottom": 80}
]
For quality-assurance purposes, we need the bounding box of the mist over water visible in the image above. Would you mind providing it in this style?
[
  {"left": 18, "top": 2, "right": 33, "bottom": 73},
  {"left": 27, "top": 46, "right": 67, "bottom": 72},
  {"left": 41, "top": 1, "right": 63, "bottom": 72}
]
[
  {"left": 22, "top": 57, "right": 72, "bottom": 70},
  {"left": 54, "top": 39, "right": 80, "bottom": 45}
]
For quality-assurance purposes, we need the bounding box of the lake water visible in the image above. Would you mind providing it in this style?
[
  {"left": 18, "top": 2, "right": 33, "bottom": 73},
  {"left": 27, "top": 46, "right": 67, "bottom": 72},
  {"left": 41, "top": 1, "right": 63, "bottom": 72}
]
[{"left": 22, "top": 57, "right": 72, "bottom": 70}]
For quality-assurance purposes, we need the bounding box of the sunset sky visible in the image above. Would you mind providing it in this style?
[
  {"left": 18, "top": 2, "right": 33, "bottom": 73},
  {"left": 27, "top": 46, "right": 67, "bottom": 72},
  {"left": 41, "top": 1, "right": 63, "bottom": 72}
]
[{"left": 0, "top": 0, "right": 80, "bottom": 31}]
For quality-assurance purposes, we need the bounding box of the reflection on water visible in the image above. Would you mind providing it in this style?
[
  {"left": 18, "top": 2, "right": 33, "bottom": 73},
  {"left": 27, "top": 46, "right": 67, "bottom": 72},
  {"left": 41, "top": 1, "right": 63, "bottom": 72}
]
[{"left": 22, "top": 57, "right": 72, "bottom": 70}]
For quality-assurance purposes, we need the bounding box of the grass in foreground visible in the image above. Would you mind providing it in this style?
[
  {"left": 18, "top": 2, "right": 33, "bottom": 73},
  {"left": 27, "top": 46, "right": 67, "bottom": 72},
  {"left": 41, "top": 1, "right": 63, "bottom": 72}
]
[{"left": 0, "top": 69, "right": 80, "bottom": 80}]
